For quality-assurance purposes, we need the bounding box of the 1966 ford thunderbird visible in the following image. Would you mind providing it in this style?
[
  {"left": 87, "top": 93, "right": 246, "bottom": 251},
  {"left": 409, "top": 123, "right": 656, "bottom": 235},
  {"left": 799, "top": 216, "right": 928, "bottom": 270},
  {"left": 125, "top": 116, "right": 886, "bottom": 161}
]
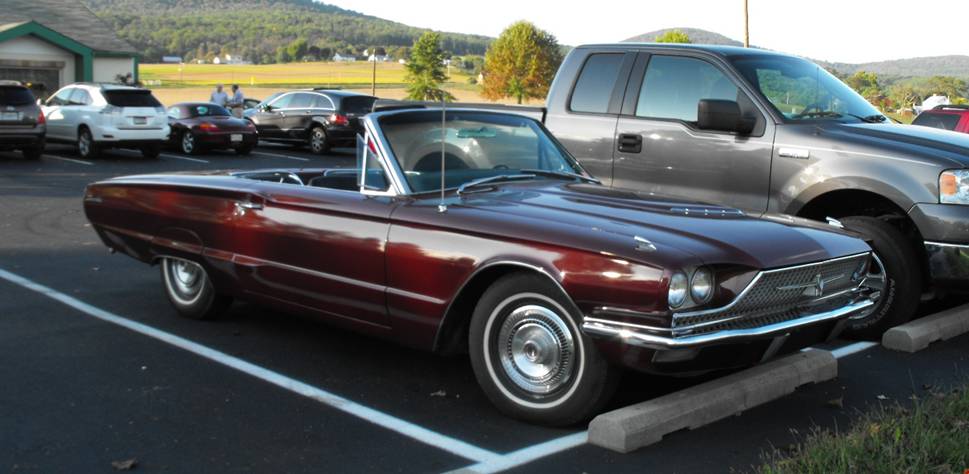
[{"left": 84, "top": 108, "right": 881, "bottom": 425}]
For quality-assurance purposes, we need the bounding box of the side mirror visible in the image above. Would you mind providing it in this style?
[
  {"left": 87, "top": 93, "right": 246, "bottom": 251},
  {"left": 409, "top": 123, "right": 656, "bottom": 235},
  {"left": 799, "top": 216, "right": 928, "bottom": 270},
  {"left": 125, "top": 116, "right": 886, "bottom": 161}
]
[{"left": 697, "top": 99, "right": 755, "bottom": 134}]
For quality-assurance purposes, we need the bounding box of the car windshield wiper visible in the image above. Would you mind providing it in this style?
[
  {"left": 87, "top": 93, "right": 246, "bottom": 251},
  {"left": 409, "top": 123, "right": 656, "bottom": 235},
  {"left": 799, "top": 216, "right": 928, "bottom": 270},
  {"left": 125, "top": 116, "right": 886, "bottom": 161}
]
[
  {"left": 844, "top": 113, "right": 887, "bottom": 123},
  {"left": 456, "top": 174, "right": 537, "bottom": 195},
  {"left": 520, "top": 169, "right": 601, "bottom": 184},
  {"left": 794, "top": 111, "right": 843, "bottom": 119}
]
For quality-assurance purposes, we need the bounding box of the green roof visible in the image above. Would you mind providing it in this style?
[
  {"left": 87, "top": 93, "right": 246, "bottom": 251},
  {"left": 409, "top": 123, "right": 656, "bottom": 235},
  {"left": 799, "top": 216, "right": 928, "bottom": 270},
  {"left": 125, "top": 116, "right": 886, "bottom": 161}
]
[{"left": 0, "top": 0, "right": 135, "bottom": 53}]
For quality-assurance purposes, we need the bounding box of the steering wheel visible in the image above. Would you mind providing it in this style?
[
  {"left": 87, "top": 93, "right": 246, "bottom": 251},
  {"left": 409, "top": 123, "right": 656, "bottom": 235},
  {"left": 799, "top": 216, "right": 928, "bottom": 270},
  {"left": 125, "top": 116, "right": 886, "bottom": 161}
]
[
  {"left": 492, "top": 164, "right": 510, "bottom": 170},
  {"left": 794, "top": 102, "right": 825, "bottom": 118}
]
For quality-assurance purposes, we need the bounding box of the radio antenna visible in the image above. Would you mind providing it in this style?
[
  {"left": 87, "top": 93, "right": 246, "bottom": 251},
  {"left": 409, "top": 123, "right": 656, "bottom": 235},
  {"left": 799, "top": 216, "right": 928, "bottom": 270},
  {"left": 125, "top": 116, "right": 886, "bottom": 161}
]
[{"left": 438, "top": 95, "right": 447, "bottom": 213}]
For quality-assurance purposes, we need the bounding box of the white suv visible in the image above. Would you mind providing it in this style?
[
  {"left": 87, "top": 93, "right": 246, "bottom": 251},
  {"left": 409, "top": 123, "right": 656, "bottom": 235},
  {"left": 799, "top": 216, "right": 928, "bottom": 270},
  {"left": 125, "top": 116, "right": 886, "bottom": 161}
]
[{"left": 42, "top": 83, "right": 169, "bottom": 159}]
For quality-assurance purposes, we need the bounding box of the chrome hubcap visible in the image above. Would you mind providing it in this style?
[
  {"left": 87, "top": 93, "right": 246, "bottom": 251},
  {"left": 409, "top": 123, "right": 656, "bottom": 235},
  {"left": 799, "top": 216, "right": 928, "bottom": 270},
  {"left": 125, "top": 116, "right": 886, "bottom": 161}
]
[
  {"left": 311, "top": 131, "right": 324, "bottom": 151},
  {"left": 78, "top": 133, "right": 90, "bottom": 155},
  {"left": 498, "top": 304, "right": 574, "bottom": 395},
  {"left": 165, "top": 259, "right": 204, "bottom": 304},
  {"left": 851, "top": 253, "right": 887, "bottom": 320},
  {"left": 182, "top": 134, "right": 194, "bottom": 153}
]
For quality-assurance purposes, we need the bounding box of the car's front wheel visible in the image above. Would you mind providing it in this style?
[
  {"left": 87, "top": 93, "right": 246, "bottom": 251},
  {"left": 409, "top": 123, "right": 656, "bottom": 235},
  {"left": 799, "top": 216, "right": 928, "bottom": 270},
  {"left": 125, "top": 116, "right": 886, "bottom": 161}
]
[
  {"left": 469, "top": 272, "right": 620, "bottom": 426},
  {"left": 840, "top": 216, "right": 922, "bottom": 338},
  {"left": 160, "top": 257, "right": 231, "bottom": 320}
]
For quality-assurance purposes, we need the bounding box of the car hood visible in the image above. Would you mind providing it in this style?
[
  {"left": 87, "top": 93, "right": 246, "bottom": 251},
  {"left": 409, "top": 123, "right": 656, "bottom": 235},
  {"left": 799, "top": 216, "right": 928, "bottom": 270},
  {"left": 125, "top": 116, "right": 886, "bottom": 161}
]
[
  {"left": 821, "top": 122, "right": 969, "bottom": 168},
  {"left": 451, "top": 181, "right": 871, "bottom": 270}
]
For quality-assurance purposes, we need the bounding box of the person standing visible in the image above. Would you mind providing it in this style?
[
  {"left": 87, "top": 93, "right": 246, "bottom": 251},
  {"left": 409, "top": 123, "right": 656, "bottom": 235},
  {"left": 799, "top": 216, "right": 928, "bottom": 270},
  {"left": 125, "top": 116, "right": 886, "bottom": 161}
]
[
  {"left": 228, "top": 84, "right": 245, "bottom": 118},
  {"left": 209, "top": 84, "right": 228, "bottom": 107}
]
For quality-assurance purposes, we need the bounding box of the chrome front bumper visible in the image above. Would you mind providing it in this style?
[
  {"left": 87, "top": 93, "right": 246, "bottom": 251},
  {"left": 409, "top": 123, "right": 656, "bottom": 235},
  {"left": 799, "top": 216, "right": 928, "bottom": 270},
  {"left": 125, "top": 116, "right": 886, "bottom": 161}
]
[
  {"left": 925, "top": 241, "right": 969, "bottom": 288},
  {"left": 582, "top": 298, "right": 874, "bottom": 350}
]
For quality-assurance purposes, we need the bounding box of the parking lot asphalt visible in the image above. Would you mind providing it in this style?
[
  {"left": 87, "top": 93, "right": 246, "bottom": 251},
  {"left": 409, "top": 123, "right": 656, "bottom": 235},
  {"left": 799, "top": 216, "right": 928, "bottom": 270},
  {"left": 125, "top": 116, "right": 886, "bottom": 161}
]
[{"left": 2, "top": 143, "right": 967, "bottom": 473}]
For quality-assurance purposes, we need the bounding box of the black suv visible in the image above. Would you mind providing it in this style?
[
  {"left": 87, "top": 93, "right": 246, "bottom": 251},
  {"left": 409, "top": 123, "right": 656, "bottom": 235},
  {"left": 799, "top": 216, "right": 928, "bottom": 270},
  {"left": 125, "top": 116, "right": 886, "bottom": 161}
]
[
  {"left": 0, "top": 81, "right": 45, "bottom": 160},
  {"left": 245, "top": 89, "right": 376, "bottom": 154}
]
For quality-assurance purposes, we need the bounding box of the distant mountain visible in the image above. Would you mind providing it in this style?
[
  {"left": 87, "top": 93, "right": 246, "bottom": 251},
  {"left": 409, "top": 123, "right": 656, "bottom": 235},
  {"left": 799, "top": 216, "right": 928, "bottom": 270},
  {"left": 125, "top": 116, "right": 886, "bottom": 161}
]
[
  {"left": 624, "top": 28, "right": 744, "bottom": 47},
  {"left": 80, "top": 0, "right": 492, "bottom": 63},
  {"left": 624, "top": 28, "right": 969, "bottom": 79}
]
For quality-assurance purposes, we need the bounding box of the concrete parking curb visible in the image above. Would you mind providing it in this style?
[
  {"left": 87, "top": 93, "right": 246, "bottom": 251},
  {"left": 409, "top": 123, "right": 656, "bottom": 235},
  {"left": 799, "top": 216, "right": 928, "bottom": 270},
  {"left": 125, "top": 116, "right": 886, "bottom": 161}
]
[
  {"left": 882, "top": 303, "right": 969, "bottom": 353},
  {"left": 588, "top": 350, "right": 837, "bottom": 453}
]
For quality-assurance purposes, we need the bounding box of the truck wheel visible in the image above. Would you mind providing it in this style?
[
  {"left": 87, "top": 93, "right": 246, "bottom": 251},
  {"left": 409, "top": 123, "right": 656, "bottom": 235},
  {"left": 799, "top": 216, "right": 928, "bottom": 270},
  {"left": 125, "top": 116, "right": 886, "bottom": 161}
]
[
  {"left": 840, "top": 216, "right": 922, "bottom": 338},
  {"left": 160, "top": 257, "right": 231, "bottom": 320},
  {"left": 469, "top": 272, "right": 620, "bottom": 426}
]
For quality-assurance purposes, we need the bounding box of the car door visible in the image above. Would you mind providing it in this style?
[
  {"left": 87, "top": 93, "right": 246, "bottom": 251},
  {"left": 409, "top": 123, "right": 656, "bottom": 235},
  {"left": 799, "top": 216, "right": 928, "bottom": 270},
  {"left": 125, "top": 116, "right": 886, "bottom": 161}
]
[
  {"left": 219, "top": 164, "right": 395, "bottom": 327},
  {"left": 612, "top": 52, "right": 775, "bottom": 213},
  {"left": 42, "top": 87, "right": 74, "bottom": 140},
  {"left": 281, "top": 92, "right": 315, "bottom": 140},
  {"left": 543, "top": 50, "right": 635, "bottom": 185},
  {"left": 252, "top": 92, "right": 294, "bottom": 139}
]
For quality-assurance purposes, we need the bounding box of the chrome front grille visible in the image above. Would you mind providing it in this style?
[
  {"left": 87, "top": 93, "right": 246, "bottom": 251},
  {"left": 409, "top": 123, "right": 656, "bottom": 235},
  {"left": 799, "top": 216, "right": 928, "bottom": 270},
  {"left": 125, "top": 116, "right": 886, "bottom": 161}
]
[{"left": 672, "top": 253, "right": 871, "bottom": 337}]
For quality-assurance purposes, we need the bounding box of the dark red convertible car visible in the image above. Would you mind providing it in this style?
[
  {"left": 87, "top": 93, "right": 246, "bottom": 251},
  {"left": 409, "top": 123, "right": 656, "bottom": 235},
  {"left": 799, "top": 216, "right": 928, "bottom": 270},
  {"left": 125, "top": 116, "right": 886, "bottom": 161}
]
[
  {"left": 84, "top": 108, "right": 879, "bottom": 425},
  {"left": 166, "top": 102, "right": 257, "bottom": 155}
]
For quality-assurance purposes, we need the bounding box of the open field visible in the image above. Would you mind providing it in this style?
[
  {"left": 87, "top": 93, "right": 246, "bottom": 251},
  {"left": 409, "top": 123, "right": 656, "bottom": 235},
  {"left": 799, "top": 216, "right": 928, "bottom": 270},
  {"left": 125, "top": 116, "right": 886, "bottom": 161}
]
[
  {"left": 140, "top": 61, "right": 473, "bottom": 88},
  {"left": 149, "top": 86, "right": 538, "bottom": 107}
]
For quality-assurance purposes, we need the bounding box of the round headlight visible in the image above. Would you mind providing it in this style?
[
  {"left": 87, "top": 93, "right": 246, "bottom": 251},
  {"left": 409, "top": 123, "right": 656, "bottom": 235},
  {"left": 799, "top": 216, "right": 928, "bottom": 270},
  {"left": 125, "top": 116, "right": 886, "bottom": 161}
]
[
  {"left": 668, "top": 272, "right": 688, "bottom": 309},
  {"left": 690, "top": 267, "right": 714, "bottom": 304}
]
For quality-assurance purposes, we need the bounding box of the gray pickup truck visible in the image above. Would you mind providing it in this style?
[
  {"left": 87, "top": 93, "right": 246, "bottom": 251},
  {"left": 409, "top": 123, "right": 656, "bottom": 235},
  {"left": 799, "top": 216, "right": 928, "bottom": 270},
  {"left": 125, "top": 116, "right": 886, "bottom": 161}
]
[{"left": 538, "top": 43, "right": 969, "bottom": 337}]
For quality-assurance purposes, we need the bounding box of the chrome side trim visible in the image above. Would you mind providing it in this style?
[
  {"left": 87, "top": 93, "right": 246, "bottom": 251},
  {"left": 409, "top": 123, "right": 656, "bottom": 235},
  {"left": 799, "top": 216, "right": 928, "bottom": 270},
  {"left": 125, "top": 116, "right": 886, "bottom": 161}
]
[
  {"left": 583, "top": 298, "right": 874, "bottom": 350},
  {"left": 925, "top": 240, "right": 969, "bottom": 250}
]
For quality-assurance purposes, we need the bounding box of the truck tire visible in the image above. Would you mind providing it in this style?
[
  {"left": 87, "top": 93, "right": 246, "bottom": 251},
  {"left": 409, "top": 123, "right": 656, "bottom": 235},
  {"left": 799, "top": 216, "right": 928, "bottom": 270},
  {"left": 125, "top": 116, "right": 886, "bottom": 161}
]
[
  {"left": 469, "top": 272, "right": 620, "bottom": 426},
  {"left": 840, "top": 216, "right": 922, "bottom": 339}
]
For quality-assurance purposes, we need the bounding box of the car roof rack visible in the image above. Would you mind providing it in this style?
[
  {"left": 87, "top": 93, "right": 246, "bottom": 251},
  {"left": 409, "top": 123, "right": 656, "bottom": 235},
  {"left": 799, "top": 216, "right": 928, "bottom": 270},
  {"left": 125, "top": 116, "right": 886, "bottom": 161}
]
[{"left": 932, "top": 104, "right": 969, "bottom": 111}]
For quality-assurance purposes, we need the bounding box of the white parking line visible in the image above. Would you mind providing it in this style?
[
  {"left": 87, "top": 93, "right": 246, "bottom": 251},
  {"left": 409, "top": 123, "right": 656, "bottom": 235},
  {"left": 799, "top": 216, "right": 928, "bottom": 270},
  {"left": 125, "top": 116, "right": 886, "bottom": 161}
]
[
  {"left": 830, "top": 341, "right": 878, "bottom": 359},
  {"left": 160, "top": 153, "right": 210, "bottom": 164},
  {"left": 252, "top": 151, "right": 310, "bottom": 162},
  {"left": 449, "top": 431, "right": 588, "bottom": 474},
  {"left": 0, "top": 268, "right": 502, "bottom": 465},
  {"left": 43, "top": 154, "right": 94, "bottom": 166}
]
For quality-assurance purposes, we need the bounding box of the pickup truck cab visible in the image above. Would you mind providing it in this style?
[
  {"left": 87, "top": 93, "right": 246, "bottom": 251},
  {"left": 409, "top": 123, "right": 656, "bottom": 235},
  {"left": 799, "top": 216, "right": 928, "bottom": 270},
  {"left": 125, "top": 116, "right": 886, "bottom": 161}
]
[{"left": 543, "top": 43, "right": 969, "bottom": 337}]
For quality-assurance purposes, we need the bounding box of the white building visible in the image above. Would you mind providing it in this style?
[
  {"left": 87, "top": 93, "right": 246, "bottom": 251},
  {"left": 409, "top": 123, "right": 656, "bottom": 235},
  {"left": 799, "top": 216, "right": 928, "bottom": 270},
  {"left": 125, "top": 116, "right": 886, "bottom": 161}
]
[
  {"left": 332, "top": 53, "right": 357, "bottom": 62},
  {"left": 0, "top": 0, "right": 138, "bottom": 96}
]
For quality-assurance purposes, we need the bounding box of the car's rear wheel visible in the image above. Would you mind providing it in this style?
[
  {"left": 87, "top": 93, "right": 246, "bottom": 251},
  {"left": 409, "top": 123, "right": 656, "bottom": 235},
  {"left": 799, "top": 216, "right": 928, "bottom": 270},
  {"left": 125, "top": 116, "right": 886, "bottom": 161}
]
[
  {"left": 77, "top": 127, "right": 99, "bottom": 159},
  {"left": 160, "top": 257, "right": 231, "bottom": 320},
  {"left": 840, "top": 216, "right": 922, "bottom": 338},
  {"left": 309, "top": 126, "right": 329, "bottom": 155},
  {"left": 141, "top": 143, "right": 161, "bottom": 159},
  {"left": 21, "top": 141, "right": 43, "bottom": 160},
  {"left": 180, "top": 131, "right": 198, "bottom": 155},
  {"left": 469, "top": 272, "right": 620, "bottom": 426}
]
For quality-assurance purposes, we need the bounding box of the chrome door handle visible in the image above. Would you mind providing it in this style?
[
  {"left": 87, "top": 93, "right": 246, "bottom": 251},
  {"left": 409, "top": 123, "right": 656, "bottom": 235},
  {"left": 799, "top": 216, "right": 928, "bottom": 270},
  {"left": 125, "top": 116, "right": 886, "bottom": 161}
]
[{"left": 234, "top": 201, "right": 263, "bottom": 215}]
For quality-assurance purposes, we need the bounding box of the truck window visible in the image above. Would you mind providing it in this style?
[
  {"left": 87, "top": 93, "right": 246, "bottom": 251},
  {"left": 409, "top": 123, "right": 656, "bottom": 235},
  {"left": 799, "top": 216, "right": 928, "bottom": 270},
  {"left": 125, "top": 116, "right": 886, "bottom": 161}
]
[
  {"left": 912, "top": 112, "right": 961, "bottom": 131},
  {"left": 636, "top": 56, "right": 738, "bottom": 122},
  {"left": 569, "top": 53, "right": 624, "bottom": 114}
]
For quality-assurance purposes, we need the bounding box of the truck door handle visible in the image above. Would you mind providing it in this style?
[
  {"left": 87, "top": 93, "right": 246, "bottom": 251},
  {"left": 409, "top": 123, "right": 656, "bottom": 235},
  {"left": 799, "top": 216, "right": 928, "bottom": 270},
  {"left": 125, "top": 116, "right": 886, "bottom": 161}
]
[
  {"left": 234, "top": 199, "right": 263, "bottom": 216},
  {"left": 618, "top": 134, "right": 643, "bottom": 153}
]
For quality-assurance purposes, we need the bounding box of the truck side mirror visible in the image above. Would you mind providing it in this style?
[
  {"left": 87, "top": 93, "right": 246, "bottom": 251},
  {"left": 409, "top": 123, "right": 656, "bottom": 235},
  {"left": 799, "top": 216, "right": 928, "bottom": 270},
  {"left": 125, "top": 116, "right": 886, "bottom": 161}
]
[{"left": 697, "top": 99, "right": 755, "bottom": 135}]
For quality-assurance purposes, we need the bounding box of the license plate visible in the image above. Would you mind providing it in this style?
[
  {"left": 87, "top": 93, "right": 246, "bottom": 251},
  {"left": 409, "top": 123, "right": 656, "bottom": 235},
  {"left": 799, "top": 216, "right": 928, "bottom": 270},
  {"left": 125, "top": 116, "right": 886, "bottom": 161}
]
[
  {"left": 1, "top": 112, "right": 20, "bottom": 121},
  {"left": 231, "top": 134, "right": 243, "bottom": 142},
  {"left": 133, "top": 117, "right": 147, "bottom": 125}
]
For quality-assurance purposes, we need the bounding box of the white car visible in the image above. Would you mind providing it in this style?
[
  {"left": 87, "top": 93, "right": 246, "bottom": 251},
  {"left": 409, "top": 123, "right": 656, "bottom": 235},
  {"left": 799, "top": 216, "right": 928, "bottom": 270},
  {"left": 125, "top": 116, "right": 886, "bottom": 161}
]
[{"left": 42, "top": 83, "right": 169, "bottom": 159}]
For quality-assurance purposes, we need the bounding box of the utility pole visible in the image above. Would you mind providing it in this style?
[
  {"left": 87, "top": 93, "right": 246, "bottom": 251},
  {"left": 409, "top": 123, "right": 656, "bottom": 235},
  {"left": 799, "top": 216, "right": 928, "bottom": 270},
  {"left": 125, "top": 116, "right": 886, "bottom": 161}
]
[
  {"left": 371, "top": 50, "right": 377, "bottom": 96},
  {"left": 743, "top": 0, "right": 750, "bottom": 48}
]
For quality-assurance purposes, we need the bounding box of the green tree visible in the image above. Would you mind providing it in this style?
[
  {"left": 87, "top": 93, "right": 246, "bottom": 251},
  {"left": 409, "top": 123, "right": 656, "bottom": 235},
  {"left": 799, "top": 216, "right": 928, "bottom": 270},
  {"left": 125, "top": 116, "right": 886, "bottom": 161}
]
[
  {"left": 887, "top": 83, "right": 921, "bottom": 110},
  {"left": 846, "top": 71, "right": 886, "bottom": 107},
  {"left": 655, "top": 29, "right": 691, "bottom": 43},
  {"left": 481, "top": 21, "right": 563, "bottom": 104},
  {"left": 404, "top": 32, "right": 454, "bottom": 101},
  {"left": 927, "top": 75, "right": 968, "bottom": 99}
]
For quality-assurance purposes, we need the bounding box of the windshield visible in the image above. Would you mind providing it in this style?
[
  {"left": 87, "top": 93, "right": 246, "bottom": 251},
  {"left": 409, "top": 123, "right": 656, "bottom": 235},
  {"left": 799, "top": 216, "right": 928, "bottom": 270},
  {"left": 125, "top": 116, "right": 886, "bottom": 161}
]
[
  {"left": 378, "top": 111, "right": 585, "bottom": 194},
  {"left": 731, "top": 56, "right": 884, "bottom": 122},
  {"left": 190, "top": 104, "right": 230, "bottom": 117},
  {"left": 342, "top": 96, "right": 376, "bottom": 115}
]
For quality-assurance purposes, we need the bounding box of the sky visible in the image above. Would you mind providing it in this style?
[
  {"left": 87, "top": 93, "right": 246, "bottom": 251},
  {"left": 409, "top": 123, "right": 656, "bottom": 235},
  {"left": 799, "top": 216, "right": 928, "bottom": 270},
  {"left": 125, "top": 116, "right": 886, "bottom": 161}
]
[{"left": 323, "top": 0, "right": 968, "bottom": 64}]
